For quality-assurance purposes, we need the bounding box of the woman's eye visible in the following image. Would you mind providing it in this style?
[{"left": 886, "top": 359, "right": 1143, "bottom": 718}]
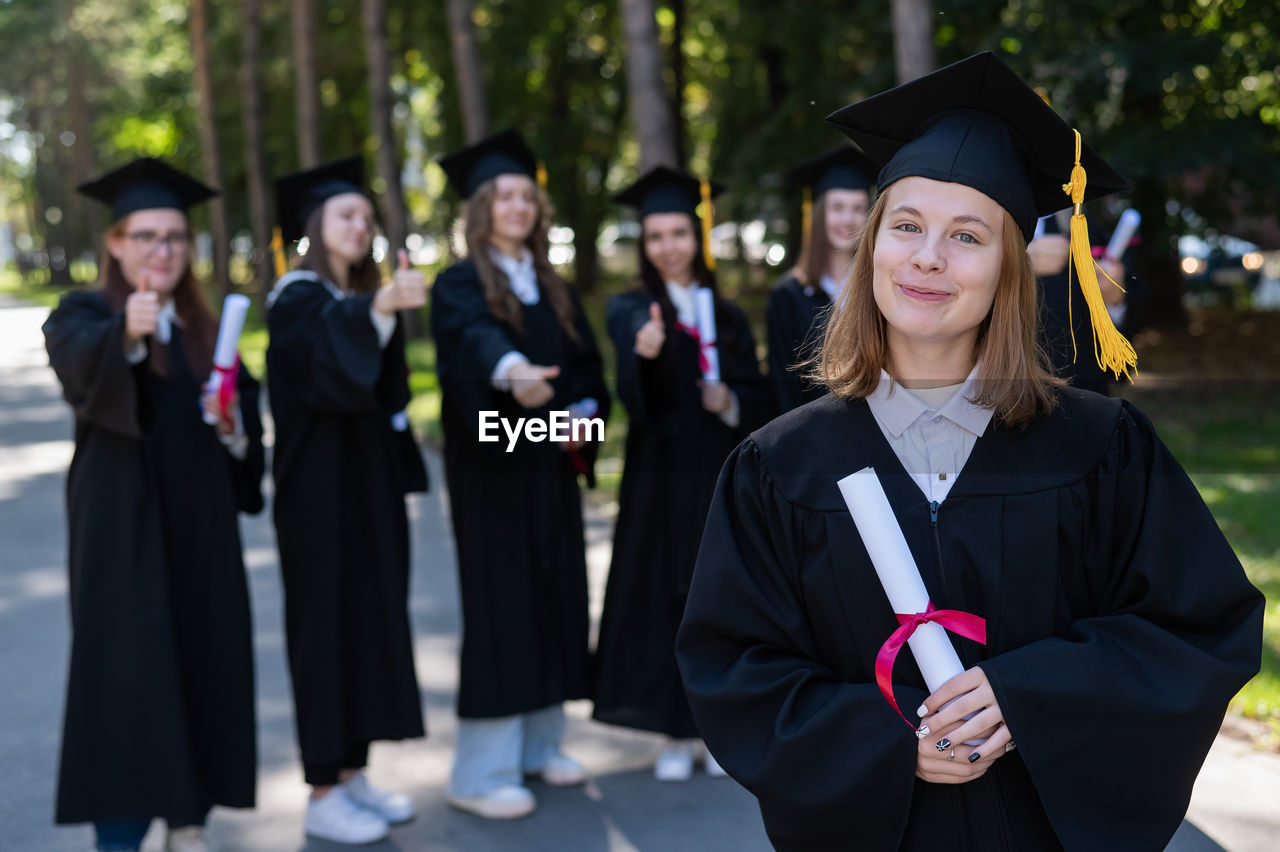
[
  {"left": 895, "top": 222, "right": 920, "bottom": 233},
  {"left": 956, "top": 232, "right": 978, "bottom": 244}
]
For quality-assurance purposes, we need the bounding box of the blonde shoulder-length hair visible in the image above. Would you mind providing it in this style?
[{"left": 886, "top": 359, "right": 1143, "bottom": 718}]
[{"left": 813, "top": 190, "right": 1062, "bottom": 427}]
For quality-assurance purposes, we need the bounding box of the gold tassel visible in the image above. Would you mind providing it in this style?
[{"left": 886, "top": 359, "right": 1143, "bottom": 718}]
[
  {"left": 1061, "top": 129, "right": 1136, "bottom": 381},
  {"left": 699, "top": 177, "right": 716, "bottom": 271},
  {"left": 536, "top": 160, "right": 548, "bottom": 191},
  {"left": 271, "top": 226, "right": 287, "bottom": 278},
  {"left": 800, "top": 187, "right": 813, "bottom": 263}
]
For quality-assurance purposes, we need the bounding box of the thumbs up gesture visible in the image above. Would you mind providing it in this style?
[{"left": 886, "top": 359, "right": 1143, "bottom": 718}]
[
  {"left": 125, "top": 270, "right": 160, "bottom": 344},
  {"left": 508, "top": 362, "right": 561, "bottom": 409},
  {"left": 374, "top": 248, "right": 427, "bottom": 315},
  {"left": 634, "top": 302, "right": 665, "bottom": 360}
]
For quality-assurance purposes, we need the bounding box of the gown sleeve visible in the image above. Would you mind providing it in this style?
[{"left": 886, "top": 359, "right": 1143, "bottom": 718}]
[
  {"left": 977, "top": 402, "right": 1264, "bottom": 852},
  {"left": 676, "top": 439, "right": 925, "bottom": 851},
  {"left": 43, "top": 291, "right": 144, "bottom": 439},
  {"left": 766, "top": 284, "right": 808, "bottom": 414},
  {"left": 719, "top": 303, "right": 775, "bottom": 435},
  {"left": 563, "top": 288, "right": 612, "bottom": 486},
  {"left": 430, "top": 262, "right": 521, "bottom": 437},
  {"left": 266, "top": 277, "right": 386, "bottom": 412},
  {"left": 227, "top": 363, "right": 266, "bottom": 515}
]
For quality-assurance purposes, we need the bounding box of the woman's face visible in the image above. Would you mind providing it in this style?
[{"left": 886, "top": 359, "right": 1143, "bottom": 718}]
[
  {"left": 490, "top": 174, "right": 539, "bottom": 247},
  {"left": 872, "top": 176, "right": 1004, "bottom": 353},
  {"left": 823, "top": 188, "right": 870, "bottom": 254},
  {"left": 321, "top": 192, "right": 375, "bottom": 266},
  {"left": 642, "top": 212, "right": 698, "bottom": 282},
  {"left": 106, "top": 208, "right": 191, "bottom": 295}
]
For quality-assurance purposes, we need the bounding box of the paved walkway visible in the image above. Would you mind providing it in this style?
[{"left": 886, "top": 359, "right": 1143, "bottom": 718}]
[{"left": 1, "top": 293, "right": 1276, "bottom": 851}]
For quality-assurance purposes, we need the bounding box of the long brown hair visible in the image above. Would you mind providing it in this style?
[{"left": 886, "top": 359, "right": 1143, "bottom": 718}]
[
  {"left": 296, "top": 205, "right": 382, "bottom": 293},
  {"left": 99, "top": 215, "right": 216, "bottom": 378},
  {"left": 814, "top": 191, "right": 1061, "bottom": 426},
  {"left": 463, "top": 177, "right": 580, "bottom": 341}
]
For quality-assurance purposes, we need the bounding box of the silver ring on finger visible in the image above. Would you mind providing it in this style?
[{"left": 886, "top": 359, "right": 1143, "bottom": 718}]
[{"left": 947, "top": 748, "right": 956, "bottom": 761}]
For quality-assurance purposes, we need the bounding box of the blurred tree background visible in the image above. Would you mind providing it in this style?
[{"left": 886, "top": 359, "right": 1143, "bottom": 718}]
[{"left": 3, "top": 0, "right": 1278, "bottom": 317}]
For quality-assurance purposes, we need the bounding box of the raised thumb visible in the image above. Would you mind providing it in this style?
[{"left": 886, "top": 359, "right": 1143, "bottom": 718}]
[
  {"left": 136, "top": 269, "right": 151, "bottom": 293},
  {"left": 649, "top": 302, "right": 662, "bottom": 324},
  {"left": 397, "top": 248, "right": 410, "bottom": 270}
]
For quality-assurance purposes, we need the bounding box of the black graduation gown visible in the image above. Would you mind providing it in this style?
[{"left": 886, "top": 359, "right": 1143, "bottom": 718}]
[
  {"left": 676, "top": 391, "right": 1263, "bottom": 852},
  {"left": 431, "top": 259, "right": 610, "bottom": 719},
  {"left": 266, "top": 273, "right": 428, "bottom": 768},
  {"left": 1038, "top": 213, "right": 1113, "bottom": 394},
  {"left": 593, "top": 289, "right": 772, "bottom": 738},
  {"left": 43, "top": 291, "right": 263, "bottom": 825},
  {"left": 766, "top": 274, "right": 833, "bottom": 413}
]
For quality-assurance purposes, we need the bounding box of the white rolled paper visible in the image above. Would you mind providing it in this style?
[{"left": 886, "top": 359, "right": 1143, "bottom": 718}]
[
  {"left": 694, "top": 286, "right": 720, "bottom": 382},
  {"left": 1104, "top": 208, "right": 1141, "bottom": 262},
  {"left": 204, "top": 294, "right": 251, "bottom": 425},
  {"left": 836, "top": 467, "right": 966, "bottom": 694}
]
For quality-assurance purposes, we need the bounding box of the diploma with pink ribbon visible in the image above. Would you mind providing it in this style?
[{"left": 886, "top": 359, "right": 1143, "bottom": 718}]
[
  {"left": 204, "top": 294, "right": 251, "bottom": 426},
  {"left": 836, "top": 467, "right": 987, "bottom": 728}
]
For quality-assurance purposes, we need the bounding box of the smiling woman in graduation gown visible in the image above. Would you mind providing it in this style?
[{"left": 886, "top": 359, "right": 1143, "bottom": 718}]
[
  {"left": 266, "top": 156, "right": 428, "bottom": 842},
  {"left": 43, "top": 159, "right": 263, "bottom": 840},
  {"left": 431, "top": 130, "right": 610, "bottom": 818},
  {"left": 676, "top": 54, "right": 1263, "bottom": 852},
  {"left": 593, "top": 168, "right": 772, "bottom": 774},
  {"left": 766, "top": 145, "right": 875, "bottom": 413}
]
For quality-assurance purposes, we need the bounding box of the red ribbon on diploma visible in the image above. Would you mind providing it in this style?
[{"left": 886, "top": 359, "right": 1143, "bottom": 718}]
[
  {"left": 875, "top": 601, "right": 987, "bottom": 727},
  {"left": 214, "top": 354, "right": 240, "bottom": 421},
  {"left": 675, "top": 322, "right": 715, "bottom": 375}
]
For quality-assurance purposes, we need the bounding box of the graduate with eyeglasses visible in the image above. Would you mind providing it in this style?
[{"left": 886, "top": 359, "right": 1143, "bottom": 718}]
[
  {"left": 676, "top": 54, "right": 1263, "bottom": 852},
  {"left": 43, "top": 158, "right": 264, "bottom": 852}
]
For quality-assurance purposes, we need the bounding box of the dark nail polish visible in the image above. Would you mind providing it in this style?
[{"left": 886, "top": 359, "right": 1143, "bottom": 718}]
[
  {"left": 968, "top": 752, "right": 981, "bottom": 763},
  {"left": 935, "top": 738, "right": 951, "bottom": 752}
]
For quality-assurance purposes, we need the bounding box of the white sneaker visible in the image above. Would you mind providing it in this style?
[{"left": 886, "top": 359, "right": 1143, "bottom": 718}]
[
  {"left": 166, "top": 826, "right": 211, "bottom": 852},
  {"left": 704, "top": 749, "right": 729, "bottom": 778},
  {"left": 533, "top": 754, "right": 587, "bottom": 787},
  {"left": 305, "top": 787, "right": 390, "bottom": 845},
  {"left": 342, "top": 771, "right": 415, "bottom": 824},
  {"left": 654, "top": 740, "right": 695, "bottom": 782},
  {"left": 446, "top": 784, "right": 537, "bottom": 820}
]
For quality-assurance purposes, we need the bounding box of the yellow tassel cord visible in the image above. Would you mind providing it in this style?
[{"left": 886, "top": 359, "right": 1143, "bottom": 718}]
[
  {"left": 800, "top": 187, "right": 813, "bottom": 260},
  {"left": 271, "top": 226, "right": 287, "bottom": 278},
  {"left": 699, "top": 177, "right": 716, "bottom": 271},
  {"left": 536, "top": 160, "right": 549, "bottom": 191},
  {"left": 1061, "top": 129, "right": 1136, "bottom": 381}
]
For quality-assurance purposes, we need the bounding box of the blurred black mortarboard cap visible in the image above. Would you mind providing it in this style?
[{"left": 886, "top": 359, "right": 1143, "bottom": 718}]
[
  {"left": 438, "top": 129, "right": 539, "bottom": 199},
  {"left": 77, "top": 157, "right": 217, "bottom": 222},
  {"left": 273, "top": 155, "right": 366, "bottom": 243}
]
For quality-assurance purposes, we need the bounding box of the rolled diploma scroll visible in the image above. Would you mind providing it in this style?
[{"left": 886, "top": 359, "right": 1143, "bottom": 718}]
[
  {"left": 694, "top": 286, "right": 720, "bottom": 383},
  {"left": 204, "top": 294, "right": 251, "bottom": 425},
  {"left": 1104, "top": 209, "right": 1141, "bottom": 262},
  {"left": 836, "top": 467, "right": 966, "bottom": 693}
]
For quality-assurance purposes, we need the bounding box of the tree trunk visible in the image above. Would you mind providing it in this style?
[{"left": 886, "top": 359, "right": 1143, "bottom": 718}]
[
  {"left": 190, "top": 0, "right": 231, "bottom": 298},
  {"left": 670, "top": 0, "right": 686, "bottom": 167},
  {"left": 446, "top": 0, "right": 489, "bottom": 143},
  {"left": 890, "top": 0, "right": 936, "bottom": 84},
  {"left": 65, "top": 1, "right": 97, "bottom": 266},
  {"left": 621, "top": 0, "right": 678, "bottom": 170},
  {"left": 241, "top": 0, "right": 274, "bottom": 298},
  {"left": 1130, "top": 175, "right": 1187, "bottom": 329},
  {"left": 362, "top": 0, "right": 419, "bottom": 336},
  {"left": 292, "top": 0, "right": 322, "bottom": 167}
]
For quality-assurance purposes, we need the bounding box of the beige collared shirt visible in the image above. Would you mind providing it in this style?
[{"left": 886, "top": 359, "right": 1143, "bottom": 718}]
[{"left": 864, "top": 366, "right": 994, "bottom": 503}]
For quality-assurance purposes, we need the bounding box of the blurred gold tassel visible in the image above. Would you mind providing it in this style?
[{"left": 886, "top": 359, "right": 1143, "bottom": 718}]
[
  {"left": 1062, "top": 129, "right": 1136, "bottom": 381},
  {"left": 536, "top": 160, "right": 548, "bottom": 191},
  {"left": 699, "top": 177, "right": 716, "bottom": 271},
  {"left": 271, "top": 226, "right": 287, "bottom": 278},
  {"left": 800, "top": 187, "right": 813, "bottom": 264}
]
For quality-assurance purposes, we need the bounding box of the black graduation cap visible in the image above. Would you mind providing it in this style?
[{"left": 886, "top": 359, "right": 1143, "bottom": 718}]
[
  {"left": 825, "top": 51, "right": 1128, "bottom": 242},
  {"left": 785, "top": 145, "right": 877, "bottom": 197},
  {"left": 273, "top": 155, "right": 366, "bottom": 244},
  {"left": 613, "top": 166, "right": 725, "bottom": 219},
  {"left": 77, "top": 157, "right": 217, "bottom": 222},
  {"left": 438, "top": 129, "right": 539, "bottom": 199}
]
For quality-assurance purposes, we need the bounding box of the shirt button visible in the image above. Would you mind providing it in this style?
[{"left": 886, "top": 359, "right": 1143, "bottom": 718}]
[{"left": 933, "top": 416, "right": 943, "bottom": 424}]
